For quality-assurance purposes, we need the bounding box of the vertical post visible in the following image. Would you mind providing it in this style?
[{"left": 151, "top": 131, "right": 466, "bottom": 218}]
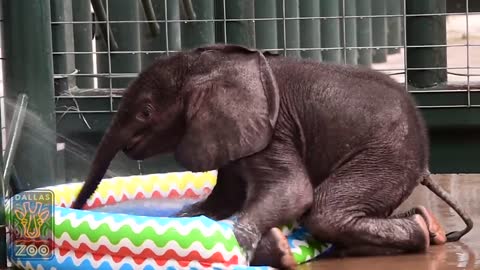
[
  {"left": 277, "top": 0, "right": 301, "bottom": 58},
  {"left": 182, "top": 0, "right": 214, "bottom": 48},
  {"left": 344, "top": 0, "right": 358, "bottom": 64},
  {"left": 371, "top": 0, "right": 388, "bottom": 63},
  {"left": 356, "top": 0, "right": 372, "bottom": 66},
  {"left": 167, "top": 0, "right": 182, "bottom": 52},
  {"left": 299, "top": 0, "right": 322, "bottom": 60},
  {"left": 214, "top": 0, "right": 225, "bottom": 43},
  {"left": 0, "top": 0, "right": 5, "bottom": 258},
  {"left": 3, "top": 0, "right": 57, "bottom": 188},
  {"left": 73, "top": 0, "right": 94, "bottom": 88},
  {"left": 387, "top": 0, "right": 402, "bottom": 54},
  {"left": 406, "top": 0, "right": 447, "bottom": 88},
  {"left": 225, "top": 0, "right": 255, "bottom": 47},
  {"left": 96, "top": 0, "right": 142, "bottom": 89},
  {"left": 0, "top": 1, "right": 4, "bottom": 263},
  {"left": 255, "top": 0, "right": 277, "bottom": 50},
  {"left": 320, "top": 0, "right": 341, "bottom": 63},
  {"left": 51, "top": 0, "right": 77, "bottom": 95}
]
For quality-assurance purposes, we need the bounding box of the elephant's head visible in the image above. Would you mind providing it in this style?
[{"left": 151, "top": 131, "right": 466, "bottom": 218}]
[{"left": 71, "top": 44, "right": 280, "bottom": 209}]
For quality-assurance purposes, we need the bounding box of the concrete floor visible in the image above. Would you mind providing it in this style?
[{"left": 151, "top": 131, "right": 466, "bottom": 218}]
[{"left": 301, "top": 174, "right": 480, "bottom": 270}]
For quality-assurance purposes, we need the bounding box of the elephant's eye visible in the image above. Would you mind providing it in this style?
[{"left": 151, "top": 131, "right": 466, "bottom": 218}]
[{"left": 140, "top": 106, "right": 153, "bottom": 119}]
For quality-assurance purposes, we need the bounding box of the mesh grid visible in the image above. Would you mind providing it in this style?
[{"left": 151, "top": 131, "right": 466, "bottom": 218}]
[{"left": 48, "top": 0, "right": 480, "bottom": 122}]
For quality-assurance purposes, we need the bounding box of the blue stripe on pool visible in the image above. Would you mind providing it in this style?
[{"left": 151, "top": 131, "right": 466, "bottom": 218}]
[{"left": 56, "top": 207, "right": 234, "bottom": 231}]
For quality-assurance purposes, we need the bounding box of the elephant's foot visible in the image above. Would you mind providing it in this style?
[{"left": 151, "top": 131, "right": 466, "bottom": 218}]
[
  {"left": 251, "top": 227, "right": 297, "bottom": 270},
  {"left": 393, "top": 206, "right": 446, "bottom": 245},
  {"left": 416, "top": 206, "right": 447, "bottom": 245},
  {"left": 174, "top": 200, "right": 235, "bottom": 220},
  {"left": 174, "top": 201, "right": 212, "bottom": 218},
  {"left": 413, "top": 214, "right": 431, "bottom": 250},
  {"left": 174, "top": 201, "right": 207, "bottom": 217}
]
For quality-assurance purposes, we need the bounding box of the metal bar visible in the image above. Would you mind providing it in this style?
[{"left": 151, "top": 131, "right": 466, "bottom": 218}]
[
  {"left": 320, "top": 0, "right": 342, "bottom": 63},
  {"left": 340, "top": 0, "right": 346, "bottom": 63},
  {"left": 3, "top": 0, "right": 57, "bottom": 189},
  {"left": 344, "top": 0, "right": 358, "bottom": 64},
  {"left": 105, "top": 0, "right": 114, "bottom": 113},
  {"left": 0, "top": 7, "right": 5, "bottom": 259},
  {"left": 214, "top": 0, "right": 225, "bottom": 43},
  {"left": 356, "top": 0, "right": 372, "bottom": 65},
  {"left": 371, "top": 0, "right": 388, "bottom": 63},
  {"left": 387, "top": 0, "right": 402, "bottom": 54},
  {"left": 3, "top": 94, "right": 29, "bottom": 196},
  {"left": 54, "top": 104, "right": 480, "bottom": 113},
  {"left": 164, "top": 0, "right": 170, "bottom": 60},
  {"left": 299, "top": 0, "right": 322, "bottom": 60},
  {"left": 57, "top": 87, "right": 480, "bottom": 96},
  {"left": 406, "top": 0, "right": 447, "bottom": 88},
  {"left": 51, "top": 0, "right": 77, "bottom": 97},
  {"left": 225, "top": 0, "right": 255, "bottom": 46},
  {"left": 166, "top": 0, "right": 182, "bottom": 52},
  {"left": 278, "top": 0, "right": 301, "bottom": 58},
  {"left": 279, "top": 0, "right": 286, "bottom": 56},
  {"left": 466, "top": 0, "right": 471, "bottom": 106},
  {"left": 255, "top": 0, "right": 277, "bottom": 50},
  {"left": 181, "top": 0, "right": 214, "bottom": 48},
  {"left": 72, "top": 0, "right": 94, "bottom": 89},
  {"left": 48, "top": 10, "right": 480, "bottom": 23},
  {"left": 50, "top": 42, "right": 480, "bottom": 56},
  {"left": 50, "top": 67, "right": 480, "bottom": 78},
  {"left": 51, "top": 104, "right": 480, "bottom": 111},
  {"left": 223, "top": 0, "right": 227, "bottom": 43},
  {"left": 49, "top": 43, "right": 480, "bottom": 56}
]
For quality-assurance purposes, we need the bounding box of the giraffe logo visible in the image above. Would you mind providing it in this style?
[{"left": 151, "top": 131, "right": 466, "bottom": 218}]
[{"left": 10, "top": 190, "right": 54, "bottom": 261}]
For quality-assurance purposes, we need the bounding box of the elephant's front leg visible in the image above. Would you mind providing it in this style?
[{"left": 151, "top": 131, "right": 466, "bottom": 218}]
[
  {"left": 175, "top": 165, "right": 246, "bottom": 220},
  {"left": 232, "top": 142, "right": 313, "bottom": 268}
]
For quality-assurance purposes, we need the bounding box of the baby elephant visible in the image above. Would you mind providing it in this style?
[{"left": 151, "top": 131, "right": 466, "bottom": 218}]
[{"left": 71, "top": 44, "right": 473, "bottom": 269}]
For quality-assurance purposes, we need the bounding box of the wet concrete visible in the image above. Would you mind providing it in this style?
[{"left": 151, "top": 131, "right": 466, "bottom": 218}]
[{"left": 303, "top": 174, "right": 480, "bottom": 270}]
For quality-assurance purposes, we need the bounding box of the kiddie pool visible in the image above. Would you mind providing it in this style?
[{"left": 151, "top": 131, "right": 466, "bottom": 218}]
[{"left": 5, "top": 171, "right": 331, "bottom": 269}]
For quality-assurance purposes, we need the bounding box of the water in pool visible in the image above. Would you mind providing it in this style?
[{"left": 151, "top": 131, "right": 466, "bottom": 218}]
[{"left": 90, "top": 198, "right": 199, "bottom": 217}]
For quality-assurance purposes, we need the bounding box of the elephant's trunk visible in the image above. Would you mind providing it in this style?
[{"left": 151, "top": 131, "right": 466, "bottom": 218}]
[{"left": 71, "top": 125, "right": 123, "bottom": 209}]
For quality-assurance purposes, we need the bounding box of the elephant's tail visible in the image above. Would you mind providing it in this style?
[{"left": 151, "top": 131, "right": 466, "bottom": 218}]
[{"left": 421, "top": 173, "right": 473, "bottom": 242}]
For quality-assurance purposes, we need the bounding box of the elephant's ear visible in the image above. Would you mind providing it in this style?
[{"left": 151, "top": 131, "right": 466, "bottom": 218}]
[{"left": 175, "top": 45, "right": 280, "bottom": 171}]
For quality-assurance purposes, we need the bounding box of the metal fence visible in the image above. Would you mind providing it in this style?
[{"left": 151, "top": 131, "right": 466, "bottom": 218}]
[
  {"left": 51, "top": 0, "right": 480, "bottom": 108},
  {"left": 1, "top": 0, "right": 480, "bottom": 188}
]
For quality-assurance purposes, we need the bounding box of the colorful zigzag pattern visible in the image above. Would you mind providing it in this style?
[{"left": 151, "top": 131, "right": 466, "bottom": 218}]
[{"left": 7, "top": 171, "right": 331, "bottom": 270}]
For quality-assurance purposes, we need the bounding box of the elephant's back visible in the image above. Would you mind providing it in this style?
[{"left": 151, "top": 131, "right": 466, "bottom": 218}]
[{"left": 268, "top": 57, "right": 430, "bottom": 181}]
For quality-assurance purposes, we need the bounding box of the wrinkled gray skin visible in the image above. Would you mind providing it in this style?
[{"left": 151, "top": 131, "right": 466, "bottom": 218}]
[{"left": 71, "top": 44, "right": 472, "bottom": 268}]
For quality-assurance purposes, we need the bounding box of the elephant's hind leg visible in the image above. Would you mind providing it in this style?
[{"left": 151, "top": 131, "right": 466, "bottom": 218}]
[
  {"left": 302, "top": 151, "right": 430, "bottom": 256},
  {"left": 317, "top": 215, "right": 429, "bottom": 258}
]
